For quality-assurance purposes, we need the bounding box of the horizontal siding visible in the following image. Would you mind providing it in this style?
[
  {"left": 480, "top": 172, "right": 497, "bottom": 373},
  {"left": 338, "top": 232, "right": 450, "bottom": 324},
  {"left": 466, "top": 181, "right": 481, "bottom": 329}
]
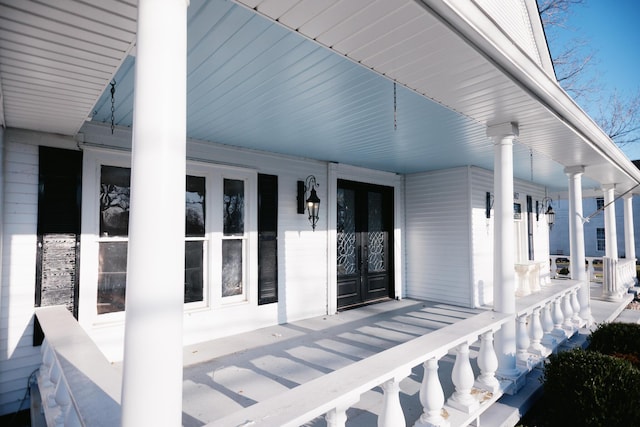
[
  {"left": 470, "top": 166, "right": 550, "bottom": 307},
  {"left": 405, "top": 167, "right": 472, "bottom": 307},
  {"left": 0, "top": 138, "right": 40, "bottom": 415}
]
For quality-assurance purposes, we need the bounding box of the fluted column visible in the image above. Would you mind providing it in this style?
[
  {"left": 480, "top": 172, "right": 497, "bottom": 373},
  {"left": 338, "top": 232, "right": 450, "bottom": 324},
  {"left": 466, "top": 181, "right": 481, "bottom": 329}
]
[
  {"left": 121, "top": 1, "right": 188, "bottom": 426},
  {"left": 488, "top": 122, "right": 519, "bottom": 377}
]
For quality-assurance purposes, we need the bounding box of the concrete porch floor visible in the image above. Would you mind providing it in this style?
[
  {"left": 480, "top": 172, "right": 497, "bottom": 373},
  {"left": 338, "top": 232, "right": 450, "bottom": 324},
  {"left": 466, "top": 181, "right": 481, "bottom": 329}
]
[{"left": 177, "top": 286, "right": 638, "bottom": 427}]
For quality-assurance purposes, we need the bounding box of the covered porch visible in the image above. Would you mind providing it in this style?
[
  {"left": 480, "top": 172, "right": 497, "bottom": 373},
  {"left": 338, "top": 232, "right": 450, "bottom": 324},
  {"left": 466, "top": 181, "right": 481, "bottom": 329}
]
[
  {"left": 35, "top": 279, "right": 635, "bottom": 427},
  {"left": 3, "top": 0, "right": 640, "bottom": 425}
]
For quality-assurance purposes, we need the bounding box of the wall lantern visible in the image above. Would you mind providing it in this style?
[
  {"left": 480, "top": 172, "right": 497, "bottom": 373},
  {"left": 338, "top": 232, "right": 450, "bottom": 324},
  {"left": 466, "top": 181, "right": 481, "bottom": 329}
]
[
  {"left": 297, "top": 175, "right": 321, "bottom": 231},
  {"left": 485, "top": 192, "right": 494, "bottom": 219},
  {"left": 537, "top": 197, "right": 555, "bottom": 229}
]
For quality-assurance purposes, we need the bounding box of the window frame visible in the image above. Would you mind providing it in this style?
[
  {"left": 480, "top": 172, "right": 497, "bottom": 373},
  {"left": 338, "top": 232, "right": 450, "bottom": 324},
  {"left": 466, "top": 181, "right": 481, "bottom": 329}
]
[
  {"left": 80, "top": 149, "right": 257, "bottom": 326},
  {"left": 596, "top": 227, "right": 606, "bottom": 252}
]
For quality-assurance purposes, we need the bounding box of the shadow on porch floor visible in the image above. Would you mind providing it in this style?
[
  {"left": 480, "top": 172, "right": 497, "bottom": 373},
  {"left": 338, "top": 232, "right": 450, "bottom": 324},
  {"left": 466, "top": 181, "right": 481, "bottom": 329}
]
[
  {"left": 180, "top": 299, "right": 485, "bottom": 426},
  {"left": 178, "top": 289, "right": 634, "bottom": 427}
]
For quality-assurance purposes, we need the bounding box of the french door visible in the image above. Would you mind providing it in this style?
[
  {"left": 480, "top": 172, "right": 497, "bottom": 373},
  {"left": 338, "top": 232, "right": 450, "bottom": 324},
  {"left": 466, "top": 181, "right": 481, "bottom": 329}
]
[{"left": 337, "top": 180, "right": 393, "bottom": 309}]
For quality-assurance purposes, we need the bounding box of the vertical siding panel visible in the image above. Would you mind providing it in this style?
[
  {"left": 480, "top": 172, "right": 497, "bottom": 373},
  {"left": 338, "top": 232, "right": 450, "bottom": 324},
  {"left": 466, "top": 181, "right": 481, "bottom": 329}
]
[
  {"left": 0, "top": 137, "right": 40, "bottom": 415},
  {"left": 405, "top": 167, "right": 472, "bottom": 307}
]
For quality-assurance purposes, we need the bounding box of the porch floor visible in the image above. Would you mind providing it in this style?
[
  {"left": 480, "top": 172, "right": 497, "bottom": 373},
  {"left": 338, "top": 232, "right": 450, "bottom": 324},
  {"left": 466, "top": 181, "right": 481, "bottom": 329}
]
[{"left": 177, "top": 284, "right": 636, "bottom": 426}]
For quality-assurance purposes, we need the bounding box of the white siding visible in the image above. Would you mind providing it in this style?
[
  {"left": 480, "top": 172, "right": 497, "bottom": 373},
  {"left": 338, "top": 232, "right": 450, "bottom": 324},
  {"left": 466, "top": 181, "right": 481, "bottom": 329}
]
[
  {"left": 469, "top": 167, "right": 549, "bottom": 307},
  {"left": 0, "top": 138, "right": 40, "bottom": 415},
  {"left": 405, "top": 167, "right": 473, "bottom": 307},
  {"left": 474, "top": 0, "right": 543, "bottom": 68}
]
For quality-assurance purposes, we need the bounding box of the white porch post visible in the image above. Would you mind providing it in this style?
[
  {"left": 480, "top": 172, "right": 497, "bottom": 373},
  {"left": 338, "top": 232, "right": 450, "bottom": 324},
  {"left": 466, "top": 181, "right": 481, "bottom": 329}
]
[
  {"left": 120, "top": 1, "right": 188, "bottom": 426},
  {"left": 488, "top": 122, "right": 519, "bottom": 377},
  {"left": 603, "top": 184, "right": 618, "bottom": 260},
  {"left": 623, "top": 193, "right": 636, "bottom": 261},
  {"left": 565, "top": 166, "right": 590, "bottom": 322}
]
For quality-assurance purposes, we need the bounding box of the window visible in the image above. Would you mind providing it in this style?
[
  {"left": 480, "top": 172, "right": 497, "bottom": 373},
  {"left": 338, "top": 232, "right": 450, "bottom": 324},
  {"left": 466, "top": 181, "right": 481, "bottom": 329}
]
[
  {"left": 597, "top": 228, "right": 605, "bottom": 252},
  {"left": 222, "top": 178, "right": 245, "bottom": 298},
  {"left": 596, "top": 197, "right": 604, "bottom": 211},
  {"left": 96, "top": 166, "right": 207, "bottom": 314}
]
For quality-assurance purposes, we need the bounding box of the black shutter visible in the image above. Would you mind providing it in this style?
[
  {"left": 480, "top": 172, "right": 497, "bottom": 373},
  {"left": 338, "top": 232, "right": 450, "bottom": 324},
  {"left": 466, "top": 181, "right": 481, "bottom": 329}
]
[
  {"left": 34, "top": 147, "right": 83, "bottom": 345},
  {"left": 258, "top": 174, "right": 278, "bottom": 305}
]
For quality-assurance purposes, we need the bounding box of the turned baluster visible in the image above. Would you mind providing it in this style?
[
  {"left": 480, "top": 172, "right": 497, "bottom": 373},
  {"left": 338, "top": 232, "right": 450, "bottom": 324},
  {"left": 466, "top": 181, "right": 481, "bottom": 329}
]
[
  {"left": 562, "top": 293, "right": 574, "bottom": 330},
  {"left": 528, "top": 308, "right": 545, "bottom": 355},
  {"left": 570, "top": 289, "right": 582, "bottom": 325},
  {"left": 475, "top": 330, "right": 500, "bottom": 393},
  {"left": 540, "top": 303, "right": 557, "bottom": 349},
  {"left": 326, "top": 402, "right": 352, "bottom": 427},
  {"left": 551, "top": 298, "right": 566, "bottom": 338},
  {"left": 448, "top": 342, "right": 479, "bottom": 413},
  {"left": 414, "top": 358, "right": 449, "bottom": 427},
  {"left": 516, "top": 315, "right": 531, "bottom": 367},
  {"left": 379, "top": 376, "right": 407, "bottom": 427}
]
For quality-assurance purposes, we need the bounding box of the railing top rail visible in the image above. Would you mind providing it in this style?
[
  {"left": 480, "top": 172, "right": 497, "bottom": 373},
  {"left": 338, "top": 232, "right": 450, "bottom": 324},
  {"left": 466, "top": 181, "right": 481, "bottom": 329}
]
[
  {"left": 206, "top": 310, "right": 511, "bottom": 427},
  {"left": 516, "top": 280, "right": 581, "bottom": 315},
  {"left": 36, "top": 306, "right": 122, "bottom": 426}
]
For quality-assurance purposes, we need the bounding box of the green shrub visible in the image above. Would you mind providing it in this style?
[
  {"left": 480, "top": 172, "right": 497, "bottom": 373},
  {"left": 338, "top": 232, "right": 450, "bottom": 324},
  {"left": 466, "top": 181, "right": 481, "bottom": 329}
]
[
  {"left": 588, "top": 322, "right": 640, "bottom": 367},
  {"left": 541, "top": 348, "right": 640, "bottom": 426}
]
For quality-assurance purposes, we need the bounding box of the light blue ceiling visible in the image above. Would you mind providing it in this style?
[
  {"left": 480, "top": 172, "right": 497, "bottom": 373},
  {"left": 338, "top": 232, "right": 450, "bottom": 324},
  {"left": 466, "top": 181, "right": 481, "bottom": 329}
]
[{"left": 89, "top": 0, "right": 590, "bottom": 189}]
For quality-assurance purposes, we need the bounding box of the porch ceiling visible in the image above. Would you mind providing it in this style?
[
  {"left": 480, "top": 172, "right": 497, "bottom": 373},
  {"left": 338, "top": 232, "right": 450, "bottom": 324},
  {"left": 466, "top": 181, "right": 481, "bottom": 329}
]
[{"left": 0, "top": 0, "right": 638, "bottom": 193}]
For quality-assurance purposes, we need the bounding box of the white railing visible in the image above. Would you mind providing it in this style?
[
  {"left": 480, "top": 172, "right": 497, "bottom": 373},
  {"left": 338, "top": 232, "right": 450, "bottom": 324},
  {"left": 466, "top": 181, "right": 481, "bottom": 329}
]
[
  {"left": 35, "top": 307, "right": 122, "bottom": 427},
  {"left": 35, "top": 284, "right": 584, "bottom": 427},
  {"left": 549, "top": 255, "right": 605, "bottom": 283},
  {"left": 617, "top": 258, "right": 637, "bottom": 289},
  {"left": 208, "top": 283, "right": 582, "bottom": 427}
]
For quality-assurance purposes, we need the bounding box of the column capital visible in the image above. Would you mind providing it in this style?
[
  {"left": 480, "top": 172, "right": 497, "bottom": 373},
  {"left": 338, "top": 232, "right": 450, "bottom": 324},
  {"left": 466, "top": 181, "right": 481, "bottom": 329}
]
[
  {"left": 602, "top": 183, "right": 616, "bottom": 191},
  {"left": 564, "top": 166, "right": 585, "bottom": 176},
  {"left": 623, "top": 192, "right": 634, "bottom": 200},
  {"left": 487, "top": 122, "right": 519, "bottom": 141}
]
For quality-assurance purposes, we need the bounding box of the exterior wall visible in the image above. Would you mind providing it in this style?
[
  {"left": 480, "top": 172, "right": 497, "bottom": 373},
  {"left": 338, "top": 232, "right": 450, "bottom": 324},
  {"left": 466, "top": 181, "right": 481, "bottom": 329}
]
[
  {"left": 405, "top": 166, "right": 549, "bottom": 308},
  {"left": 550, "top": 196, "right": 637, "bottom": 258},
  {"left": 405, "top": 167, "right": 473, "bottom": 306},
  {"left": 0, "top": 130, "right": 79, "bottom": 415}
]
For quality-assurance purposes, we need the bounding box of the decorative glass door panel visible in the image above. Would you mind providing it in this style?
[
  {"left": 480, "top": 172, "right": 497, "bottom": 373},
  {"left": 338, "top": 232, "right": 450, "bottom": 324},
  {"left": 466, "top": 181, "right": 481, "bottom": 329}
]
[{"left": 337, "top": 180, "right": 393, "bottom": 308}]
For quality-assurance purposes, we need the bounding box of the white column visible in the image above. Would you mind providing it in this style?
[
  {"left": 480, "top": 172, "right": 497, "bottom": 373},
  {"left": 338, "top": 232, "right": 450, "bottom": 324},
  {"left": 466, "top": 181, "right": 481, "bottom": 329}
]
[
  {"left": 0, "top": 127, "right": 4, "bottom": 315},
  {"left": 624, "top": 193, "right": 636, "bottom": 261},
  {"left": 602, "top": 184, "right": 618, "bottom": 260},
  {"left": 120, "top": 1, "right": 188, "bottom": 426},
  {"left": 488, "top": 122, "right": 519, "bottom": 376},
  {"left": 565, "top": 166, "right": 592, "bottom": 323}
]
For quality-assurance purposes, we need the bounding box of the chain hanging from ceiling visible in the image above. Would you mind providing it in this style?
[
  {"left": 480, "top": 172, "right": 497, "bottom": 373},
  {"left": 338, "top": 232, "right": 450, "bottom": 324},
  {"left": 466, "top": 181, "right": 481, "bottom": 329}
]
[
  {"left": 393, "top": 82, "right": 397, "bottom": 131},
  {"left": 110, "top": 80, "right": 116, "bottom": 135}
]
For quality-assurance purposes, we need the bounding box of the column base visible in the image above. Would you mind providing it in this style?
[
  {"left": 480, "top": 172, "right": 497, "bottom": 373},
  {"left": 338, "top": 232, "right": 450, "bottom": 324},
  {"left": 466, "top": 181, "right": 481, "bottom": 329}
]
[{"left": 413, "top": 412, "right": 450, "bottom": 427}]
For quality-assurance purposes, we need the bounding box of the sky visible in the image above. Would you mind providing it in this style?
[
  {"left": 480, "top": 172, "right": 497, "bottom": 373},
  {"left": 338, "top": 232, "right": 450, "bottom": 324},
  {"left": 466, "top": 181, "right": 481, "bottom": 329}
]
[{"left": 543, "top": 0, "right": 640, "bottom": 159}]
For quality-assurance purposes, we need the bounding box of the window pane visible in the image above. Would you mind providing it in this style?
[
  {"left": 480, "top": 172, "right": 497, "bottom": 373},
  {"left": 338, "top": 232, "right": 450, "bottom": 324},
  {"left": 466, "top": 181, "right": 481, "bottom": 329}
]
[
  {"left": 97, "top": 241, "right": 127, "bottom": 314},
  {"left": 337, "top": 188, "right": 357, "bottom": 275},
  {"left": 186, "top": 175, "right": 205, "bottom": 237},
  {"left": 222, "top": 239, "right": 243, "bottom": 297},
  {"left": 368, "top": 191, "right": 385, "bottom": 273},
  {"left": 185, "top": 240, "right": 204, "bottom": 303},
  {"left": 100, "top": 166, "right": 131, "bottom": 237},
  {"left": 223, "top": 179, "right": 244, "bottom": 235}
]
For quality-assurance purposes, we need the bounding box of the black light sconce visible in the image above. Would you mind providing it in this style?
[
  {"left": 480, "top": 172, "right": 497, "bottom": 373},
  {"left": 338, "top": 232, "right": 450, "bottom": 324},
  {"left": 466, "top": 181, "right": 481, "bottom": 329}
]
[
  {"left": 297, "top": 175, "right": 321, "bottom": 231},
  {"left": 485, "top": 192, "right": 494, "bottom": 219},
  {"left": 537, "top": 196, "right": 555, "bottom": 229}
]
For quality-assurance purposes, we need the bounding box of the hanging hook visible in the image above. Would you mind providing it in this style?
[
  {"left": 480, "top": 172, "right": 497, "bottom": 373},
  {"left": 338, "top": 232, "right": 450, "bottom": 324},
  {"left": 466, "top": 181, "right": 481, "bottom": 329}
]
[{"left": 110, "top": 80, "right": 116, "bottom": 134}]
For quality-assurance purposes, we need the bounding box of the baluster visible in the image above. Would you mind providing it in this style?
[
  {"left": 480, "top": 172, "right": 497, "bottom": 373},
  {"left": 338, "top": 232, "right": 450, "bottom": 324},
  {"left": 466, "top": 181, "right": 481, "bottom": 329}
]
[
  {"left": 475, "top": 330, "right": 500, "bottom": 393},
  {"left": 516, "top": 315, "right": 531, "bottom": 369},
  {"left": 540, "top": 303, "right": 557, "bottom": 349},
  {"left": 40, "top": 340, "right": 55, "bottom": 389},
  {"left": 528, "top": 308, "right": 548, "bottom": 356},
  {"left": 562, "top": 293, "right": 574, "bottom": 331},
  {"left": 47, "top": 363, "right": 62, "bottom": 408},
  {"left": 379, "top": 376, "right": 406, "bottom": 427},
  {"left": 551, "top": 298, "right": 567, "bottom": 338},
  {"left": 53, "top": 380, "right": 71, "bottom": 426},
  {"left": 414, "top": 358, "right": 449, "bottom": 427},
  {"left": 326, "top": 402, "right": 351, "bottom": 427},
  {"left": 448, "top": 342, "right": 479, "bottom": 413},
  {"left": 570, "top": 289, "right": 582, "bottom": 325}
]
